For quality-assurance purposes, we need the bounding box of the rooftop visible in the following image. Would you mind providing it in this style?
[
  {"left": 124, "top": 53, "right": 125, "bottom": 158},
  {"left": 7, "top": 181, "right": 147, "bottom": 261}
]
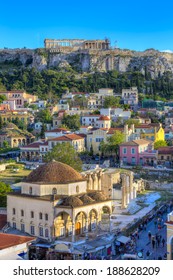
[
  {"left": 25, "top": 160, "right": 84, "bottom": 184},
  {"left": 0, "top": 233, "right": 35, "bottom": 250}
]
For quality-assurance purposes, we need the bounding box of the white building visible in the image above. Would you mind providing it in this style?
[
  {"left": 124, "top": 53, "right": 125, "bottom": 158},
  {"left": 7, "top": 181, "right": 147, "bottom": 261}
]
[{"left": 122, "top": 87, "right": 138, "bottom": 110}]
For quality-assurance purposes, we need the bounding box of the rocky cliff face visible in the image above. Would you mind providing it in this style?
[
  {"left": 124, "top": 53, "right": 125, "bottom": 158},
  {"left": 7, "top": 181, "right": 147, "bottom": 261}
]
[{"left": 1, "top": 48, "right": 173, "bottom": 78}]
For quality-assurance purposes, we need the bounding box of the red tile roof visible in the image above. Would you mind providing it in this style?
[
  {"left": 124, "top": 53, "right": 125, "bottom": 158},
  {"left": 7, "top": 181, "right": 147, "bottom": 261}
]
[
  {"left": 120, "top": 139, "right": 152, "bottom": 146},
  {"left": 21, "top": 142, "right": 44, "bottom": 149},
  {"left": 0, "top": 233, "right": 35, "bottom": 250},
  {"left": 46, "top": 128, "right": 69, "bottom": 133},
  {"left": 48, "top": 134, "right": 84, "bottom": 141}
]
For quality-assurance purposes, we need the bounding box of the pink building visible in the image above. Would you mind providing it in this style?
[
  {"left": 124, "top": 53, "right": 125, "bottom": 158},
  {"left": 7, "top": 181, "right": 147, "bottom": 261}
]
[{"left": 119, "top": 139, "right": 153, "bottom": 166}]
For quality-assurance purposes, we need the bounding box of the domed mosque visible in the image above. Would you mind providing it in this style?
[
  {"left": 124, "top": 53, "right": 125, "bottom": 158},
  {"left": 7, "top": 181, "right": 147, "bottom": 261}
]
[{"left": 7, "top": 160, "right": 112, "bottom": 258}]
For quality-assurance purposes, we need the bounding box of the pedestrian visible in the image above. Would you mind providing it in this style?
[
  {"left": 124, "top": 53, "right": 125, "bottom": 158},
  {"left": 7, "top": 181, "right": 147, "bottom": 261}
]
[
  {"left": 162, "top": 238, "right": 165, "bottom": 247},
  {"left": 146, "top": 250, "right": 150, "bottom": 259},
  {"left": 157, "top": 237, "right": 160, "bottom": 248},
  {"left": 148, "top": 231, "right": 151, "bottom": 240},
  {"left": 152, "top": 239, "right": 156, "bottom": 249},
  {"left": 163, "top": 253, "right": 167, "bottom": 260}
]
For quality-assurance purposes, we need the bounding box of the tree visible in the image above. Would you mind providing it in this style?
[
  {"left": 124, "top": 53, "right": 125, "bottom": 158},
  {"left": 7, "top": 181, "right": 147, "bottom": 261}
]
[
  {"left": 40, "top": 123, "right": 46, "bottom": 138},
  {"left": 44, "top": 142, "right": 82, "bottom": 171},
  {"left": 125, "top": 119, "right": 140, "bottom": 126},
  {"left": 0, "top": 94, "right": 7, "bottom": 104},
  {"left": 154, "top": 140, "right": 168, "bottom": 150},
  {"left": 0, "top": 116, "right": 3, "bottom": 129},
  {"left": 3, "top": 140, "right": 9, "bottom": 149},
  {"left": 0, "top": 181, "right": 12, "bottom": 207},
  {"left": 36, "top": 108, "right": 52, "bottom": 123},
  {"left": 62, "top": 114, "right": 81, "bottom": 130},
  {"left": 103, "top": 96, "right": 121, "bottom": 108},
  {"left": 100, "top": 130, "right": 125, "bottom": 160}
]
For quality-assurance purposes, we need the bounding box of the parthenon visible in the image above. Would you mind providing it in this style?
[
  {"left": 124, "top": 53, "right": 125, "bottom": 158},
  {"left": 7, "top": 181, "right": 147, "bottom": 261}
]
[{"left": 44, "top": 38, "right": 110, "bottom": 50}]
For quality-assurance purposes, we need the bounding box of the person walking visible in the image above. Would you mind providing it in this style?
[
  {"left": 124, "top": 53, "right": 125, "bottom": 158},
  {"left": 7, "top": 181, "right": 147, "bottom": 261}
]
[
  {"left": 157, "top": 237, "right": 160, "bottom": 248},
  {"left": 148, "top": 231, "right": 151, "bottom": 241},
  {"left": 162, "top": 238, "right": 165, "bottom": 247},
  {"left": 152, "top": 238, "right": 156, "bottom": 249}
]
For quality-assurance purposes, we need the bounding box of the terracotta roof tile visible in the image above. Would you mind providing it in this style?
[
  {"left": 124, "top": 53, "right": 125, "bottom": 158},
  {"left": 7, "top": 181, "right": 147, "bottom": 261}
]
[
  {"left": 48, "top": 134, "right": 84, "bottom": 141},
  {"left": 0, "top": 233, "right": 35, "bottom": 250}
]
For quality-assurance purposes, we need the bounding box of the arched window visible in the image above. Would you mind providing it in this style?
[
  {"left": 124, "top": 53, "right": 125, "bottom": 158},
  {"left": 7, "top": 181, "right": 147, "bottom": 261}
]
[
  {"left": 39, "top": 227, "right": 44, "bottom": 237},
  {"left": 21, "top": 210, "right": 24, "bottom": 217},
  {"left": 31, "top": 211, "right": 34, "bottom": 218},
  {"left": 39, "top": 212, "right": 43, "bottom": 219},
  {"left": 45, "top": 228, "right": 49, "bottom": 238},
  {"left": 45, "top": 213, "right": 48, "bottom": 221}
]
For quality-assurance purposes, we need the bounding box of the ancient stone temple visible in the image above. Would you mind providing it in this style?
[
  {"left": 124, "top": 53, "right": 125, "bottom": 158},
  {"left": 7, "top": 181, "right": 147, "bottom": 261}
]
[
  {"left": 44, "top": 38, "right": 110, "bottom": 50},
  {"left": 83, "top": 168, "right": 145, "bottom": 210}
]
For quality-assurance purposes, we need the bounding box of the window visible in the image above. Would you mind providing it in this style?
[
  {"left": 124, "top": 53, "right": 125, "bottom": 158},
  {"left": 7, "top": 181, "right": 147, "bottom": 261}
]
[
  {"left": 45, "top": 228, "right": 49, "bottom": 238},
  {"left": 123, "top": 148, "right": 127, "bottom": 154},
  {"left": 21, "top": 224, "right": 25, "bottom": 232},
  {"left": 13, "top": 222, "right": 16, "bottom": 229},
  {"left": 31, "top": 211, "right": 34, "bottom": 218},
  {"left": 45, "top": 213, "right": 48, "bottom": 221},
  {"left": 30, "top": 225, "right": 35, "bottom": 235},
  {"left": 39, "top": 212, "right": 43, "bottom": 219},
  {"left": 161, "top": 156, "right": 164, "bottom": 160},
  {"left": 131, "top": 157, "right": 136, "bottom": 164},
  {"left": 39, "top": 227, "right": 44, "bottom": 237},
  {"left": 12, "top": 208, "right": 15, "bottom": 215},
  {"left": 21, "top": 210, "right": 24, "bottom": 217},
  {"left": 167, "top": 156, "right": 169, "bottom": 160},
  {"left": 131, "top": 148, "right": 135, "bottom": 154},
  {"left": 29, "top": 187, "right": 32, "bottom": 195}
]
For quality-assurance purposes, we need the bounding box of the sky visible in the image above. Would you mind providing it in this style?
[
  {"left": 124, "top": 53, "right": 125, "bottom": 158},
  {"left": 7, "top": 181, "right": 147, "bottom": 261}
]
[{"left": 1, "top": 0, "right": 173, "bottom": 51}]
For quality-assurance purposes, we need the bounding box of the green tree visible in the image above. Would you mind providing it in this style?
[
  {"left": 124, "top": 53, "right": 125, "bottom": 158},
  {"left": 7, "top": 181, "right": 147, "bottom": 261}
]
[
  {"left": 44, "top": 142, "right": 82, "bottom": 171},
  {"left": 62, "top": 114, "right": 81, "bottom": 130},
  {"left": 0, "top": 94, "right": 7, "bottom": 104},
  {"left": 154, "top": 140, "right": 168, "bottom": 150},
  {"left": 40, "top": 123, "right": 46, "bottom": 138},
  {"left": 0, "top": 181, "right": 12, "bottom": 207},
  {"left": 125, "top": 119, "right": 140, "bottom": 126},
  {"left": 3, "top": 140, "right": 9, "bottom": 149},
  {"left": 103, "top": 96, "right": 121, "bottom": 108},
  {"left": 36, "top": 108, "right": 52, "bottom": 123},
  {"left": 100, "top": 130, "right": 125, "bottom": 160},
  {"left": 0, "top": 116, "right": 3, "bottom": 129}
]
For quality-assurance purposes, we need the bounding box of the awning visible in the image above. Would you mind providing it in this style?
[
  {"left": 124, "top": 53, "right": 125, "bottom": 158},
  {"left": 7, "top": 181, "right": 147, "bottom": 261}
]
[
  {"left": 116, "top": 236, "right": 131, "bottom": 244},
  {"left": 34, "top": 243, "right": 52, "bottom": 248}
]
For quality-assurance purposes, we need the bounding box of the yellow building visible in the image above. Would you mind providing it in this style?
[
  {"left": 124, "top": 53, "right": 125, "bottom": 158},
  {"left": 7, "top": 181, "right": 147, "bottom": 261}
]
[
  {"left": 87, "top": 127, "right": 124, "bottom": 154},
  {"left": 0, "top": 123, "right": 34, "bottom": 148},
  {"left": 0, "top": 110, "right": 33, "bottom": 124},
  {"left": 165, "top": 211, "right": 173, "bottom": 259},
  {"left": 0, "top": 91, "right": 38, "bottom": 109},
  {"left": 135, "top": 123, "right": 165, "bottom": 142}
]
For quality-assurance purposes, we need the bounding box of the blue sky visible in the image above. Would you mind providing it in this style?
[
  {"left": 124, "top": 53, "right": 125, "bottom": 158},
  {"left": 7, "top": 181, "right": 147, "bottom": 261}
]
[{"left": 1, "top": 0, "right": 173, "bottom": 51}]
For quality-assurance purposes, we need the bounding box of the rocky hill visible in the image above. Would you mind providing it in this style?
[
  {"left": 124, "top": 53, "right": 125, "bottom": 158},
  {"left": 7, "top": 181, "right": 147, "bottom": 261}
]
[{"left": 1, "top": 48, "right": 173, "bottom": 78}]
